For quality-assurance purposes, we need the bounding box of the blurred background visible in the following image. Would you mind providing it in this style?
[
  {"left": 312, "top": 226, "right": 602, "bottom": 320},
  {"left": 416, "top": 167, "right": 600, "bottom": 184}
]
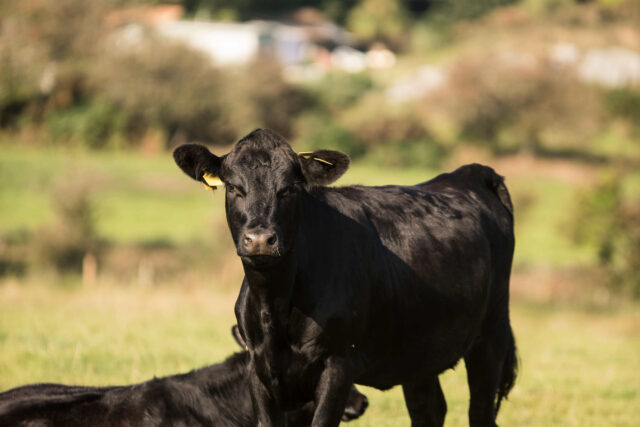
[{"left": 0, "top": 0, "right": 639, "bottom": 425}]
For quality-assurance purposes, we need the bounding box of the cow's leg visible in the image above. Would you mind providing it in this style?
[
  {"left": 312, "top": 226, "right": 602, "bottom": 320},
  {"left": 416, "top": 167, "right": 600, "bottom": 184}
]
[
  {"left": 286, "top": 384, "right": 367, "bottom": 426},
  {"left": 311, "top": 356, "right": 352, "bottom": 427},
  {"left": 402, "top": 376, "right": 446, "bottom": 427},
  {"left": 464, "top": 321, "right": 514, "bottom": 427},
  {"left": 287, "top": 402, "right": 315, "bottom": 426},
  {"left": 248, "top": 364, "right": 285, "bottom": 427}
]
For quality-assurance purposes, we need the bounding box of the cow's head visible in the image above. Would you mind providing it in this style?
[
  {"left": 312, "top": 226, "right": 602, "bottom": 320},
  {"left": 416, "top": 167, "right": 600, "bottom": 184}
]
[{"left": 173, "top": 129, "right": 349, "bottom": 268}]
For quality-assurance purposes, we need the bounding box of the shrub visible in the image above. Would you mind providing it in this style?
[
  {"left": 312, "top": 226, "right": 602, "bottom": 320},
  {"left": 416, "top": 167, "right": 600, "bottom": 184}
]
[
  {"left": 295, "top": 113, "right": 363, "bottom": 158},
  {"left": 343, "top": 107, "right": 429, "bottom": 146},
  {"left": 0, "top": 28, "right": 45, "bottom": 113},
  {"left": 0, "top": 4, "right": 49, "bottom": 126},
  {"left": 432, "top": 54, "right": 602, "bottom": 155},
  {"left": 347, "top": 0, "right": 410, "bottom": 49},
  {"left": 0, "top": 0, "right": 126, "bottom": 136},
  {"left": 364, "top": 139, "right": 445, "bottom": 168},
  {"left": 92, "top": 36, "right": 233, "bottom": 146},
  {"left": 93, "top": 37, "right": 308, "bottom": 146},
  {"left": 339, "top": 99, "right": 446, "bottom": 167},
  {"left": 45, "top": 99, "right": 126, "bottom": 149},
  {"left": 604, "top": 88, "right": 640, "bottom": 133},
  {"left": 432, "top": 0, "right": 519, "bottom": 23},
  {"left": 295, "top": 88, "right": 446, "bottom": 167},
  {"left": 222, "top": 59, "right": 312, "bottom": 140},
  {"left": 304, "top": 71, "right": 374, "bottom": 114},
  {"left": 572, "top": 173, "right": 640, "bottom": 297},
  {"left": 17, "top": 0, "right": 107, "bottom": 62},
  {"left": 33, "top": 171, "right": 101, "bottom": 273},
  {"left": 1, "top": 0, "right": 312, "bottom": 147}
]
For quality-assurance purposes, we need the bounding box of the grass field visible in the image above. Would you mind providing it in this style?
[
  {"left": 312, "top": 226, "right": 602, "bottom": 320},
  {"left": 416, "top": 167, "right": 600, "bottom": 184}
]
[
  {"left": 1, "top": 282, "right": 638, "bottom": 426},
  {"left": 1, "top": 144, "right": 639, "bottom": 425}
]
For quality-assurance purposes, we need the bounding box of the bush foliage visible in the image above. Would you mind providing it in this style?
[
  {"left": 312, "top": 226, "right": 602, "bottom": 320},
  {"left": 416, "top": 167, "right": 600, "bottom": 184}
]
[
  {"left": 33, "top": 172, "right": 101, "bottom": 273},
  {"left": 0, "top": 0, "right": 309, "bottom": 148},
  {"left": 572, "top": 173, "right": 640, "bottom": 297},
  {"left": 431, "top": 54, "right": 603, "bottom": 156}
]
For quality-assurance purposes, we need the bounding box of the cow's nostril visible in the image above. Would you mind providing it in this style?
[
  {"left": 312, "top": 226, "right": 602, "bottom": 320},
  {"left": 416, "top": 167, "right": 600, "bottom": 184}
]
[
  {"left": 243, "top": 234, "right": 254, "bottom": 244},
  {"left": 266, "top": 234, "right": 277, "bottom": 247}
]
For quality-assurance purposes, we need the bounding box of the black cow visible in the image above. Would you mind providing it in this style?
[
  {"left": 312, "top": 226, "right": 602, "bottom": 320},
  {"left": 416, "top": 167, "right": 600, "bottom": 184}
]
[
  {"left": 174, "top": 128, "right": 518, "bottom": 427},
  {"left": 0, "top": 352, "right": 368, "bottom": 426}
]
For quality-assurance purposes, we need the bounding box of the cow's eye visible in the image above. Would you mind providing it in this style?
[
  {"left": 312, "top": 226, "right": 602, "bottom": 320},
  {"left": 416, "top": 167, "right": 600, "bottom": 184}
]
[
  {"left": 226, "top": 184, "right": 244, "bottom": 197},
  {"left": 278, "top": 185, "right": 296, "bottom": 199}
]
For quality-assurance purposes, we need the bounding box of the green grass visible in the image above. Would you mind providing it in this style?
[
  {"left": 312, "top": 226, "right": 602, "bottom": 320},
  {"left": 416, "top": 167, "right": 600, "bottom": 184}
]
[
  {"left": 0, "top": 144, "right": 225, "bottom": 246},
  {"left": 1, "top": 282, "right": 638, "bottom": 426},
  {"left": 508, "top": 176, "right": 596, "bottom": 267},
  {"left": 0, "top": 282, "right": 239, "bottom": 387},
  {"left": 1, "top": 144, "right": 639, "bottom": 425}
]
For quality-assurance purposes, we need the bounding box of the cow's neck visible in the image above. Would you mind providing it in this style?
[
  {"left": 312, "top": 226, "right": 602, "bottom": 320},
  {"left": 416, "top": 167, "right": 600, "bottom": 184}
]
[
  {"left": 241, "top": 255, "right": 296, "bottom": 398},
  {"left": 242, "top": 252, "right": 296, "bottom": 332}
]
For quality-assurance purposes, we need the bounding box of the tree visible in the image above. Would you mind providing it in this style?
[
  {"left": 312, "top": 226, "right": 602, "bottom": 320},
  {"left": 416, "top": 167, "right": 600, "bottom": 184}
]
[{"left": 347, "top": 0, "right": 410, "bottom": 49}]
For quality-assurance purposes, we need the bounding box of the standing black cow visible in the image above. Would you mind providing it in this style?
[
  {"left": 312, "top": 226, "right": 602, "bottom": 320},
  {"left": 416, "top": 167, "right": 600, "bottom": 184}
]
[{"left": 174, "top": 128, "right": 517, "bottom": 427}]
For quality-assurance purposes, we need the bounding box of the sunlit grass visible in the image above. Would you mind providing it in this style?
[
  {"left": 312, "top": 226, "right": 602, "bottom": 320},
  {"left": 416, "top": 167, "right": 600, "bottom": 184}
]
[
  {"left": 0, "top": 145, "right": 224, "bottom": 246},
  {"left": 1, "top": 282, "right": 638, "bottom": 426},
  {"left": 0, "top": 280, "right": 239, "bottom": 387},
  {"left": 1, "top": 144, "right": 639, "bottom": 425},
  {"left": 509, "top": 176, "right": 596, "bottom": 268}
]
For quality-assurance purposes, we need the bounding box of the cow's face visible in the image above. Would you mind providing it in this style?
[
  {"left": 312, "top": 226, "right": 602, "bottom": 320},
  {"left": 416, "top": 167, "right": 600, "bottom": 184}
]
[{"left": 173, "top": 129, "right": 349, "bottom": 269}]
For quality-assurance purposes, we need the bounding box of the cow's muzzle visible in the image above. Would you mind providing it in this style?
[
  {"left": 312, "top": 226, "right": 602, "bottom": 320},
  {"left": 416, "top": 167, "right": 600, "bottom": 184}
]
[
  {"left": 239, "top": 229, "right": 280, "bottom": 257},
  {"left": 342, "top": 387, "right": 369, "bottom": 422}
]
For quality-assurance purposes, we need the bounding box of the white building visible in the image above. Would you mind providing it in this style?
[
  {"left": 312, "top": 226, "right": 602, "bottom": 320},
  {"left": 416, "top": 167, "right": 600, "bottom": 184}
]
[{"left": 156, "top": 19, "right": 353, "bottom": 67}]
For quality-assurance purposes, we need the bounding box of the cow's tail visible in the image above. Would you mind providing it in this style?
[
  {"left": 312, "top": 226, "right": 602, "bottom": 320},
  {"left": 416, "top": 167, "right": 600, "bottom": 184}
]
[
  {"left": 471, "top": 163, "right": 516, "bottom": 412},
  {"left": 496, "top": 324, "right": 518, "bottom": 413},
  {"left": 491, "top": 164, "right": 517, "bottom": 411}
]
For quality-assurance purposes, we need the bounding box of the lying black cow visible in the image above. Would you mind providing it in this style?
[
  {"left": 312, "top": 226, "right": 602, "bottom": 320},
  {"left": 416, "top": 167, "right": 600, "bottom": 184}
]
[
  {"left": 174, "top": 128, "right": 518, "bottom": 427},
  {"left": 0, "top": 352, "right": 368, "bottom": 427}
]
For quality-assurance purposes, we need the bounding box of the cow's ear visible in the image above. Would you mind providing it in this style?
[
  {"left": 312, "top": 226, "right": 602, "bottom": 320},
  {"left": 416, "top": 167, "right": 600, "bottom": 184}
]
[
  {"left": 298, "top": 150, "right": 350, "bottom": 186},
  {"left": 173, "top": 144, "right": 224, "bottom": 190},
  {"left": 231, "top": 325, "right": 247, "bottom": 349}
]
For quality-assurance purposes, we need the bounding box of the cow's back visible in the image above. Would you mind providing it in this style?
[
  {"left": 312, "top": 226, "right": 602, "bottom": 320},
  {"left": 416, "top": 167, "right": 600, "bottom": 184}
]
[{"left": 304, "top": 163, "right": 514, "bottom": 388}]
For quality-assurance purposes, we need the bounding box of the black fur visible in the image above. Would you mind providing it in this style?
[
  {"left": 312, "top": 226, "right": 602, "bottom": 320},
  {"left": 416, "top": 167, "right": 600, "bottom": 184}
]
[
  {"left": 174, "top": 128, "right": 518, "bottom": 427},
  {"left": 0, "top": 351, "right": 369, "bottom": 426},
  {"left": 0, "top": 352, "right": 252, "bottom": 427}
]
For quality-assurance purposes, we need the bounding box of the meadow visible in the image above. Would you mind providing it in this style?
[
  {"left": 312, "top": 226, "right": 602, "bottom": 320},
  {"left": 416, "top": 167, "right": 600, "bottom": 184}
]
[
  {"left": 1, "top": 283, "right": 638, "bottom": 426},
  {"left": 1, "top": 144, "right": 639, "bottom": 425}
]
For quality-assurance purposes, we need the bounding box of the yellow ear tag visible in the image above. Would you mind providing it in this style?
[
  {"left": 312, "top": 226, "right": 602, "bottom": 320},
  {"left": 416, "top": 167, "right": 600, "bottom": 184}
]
[
  {"left": 202, "top": 172, "right": 223, "bottom": 190},
  {"left": 312, "top": 157, "right": 333, "bottom": 166},
  {"left": 297, "top": 152, "right": 333, "bottom": 166}
]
